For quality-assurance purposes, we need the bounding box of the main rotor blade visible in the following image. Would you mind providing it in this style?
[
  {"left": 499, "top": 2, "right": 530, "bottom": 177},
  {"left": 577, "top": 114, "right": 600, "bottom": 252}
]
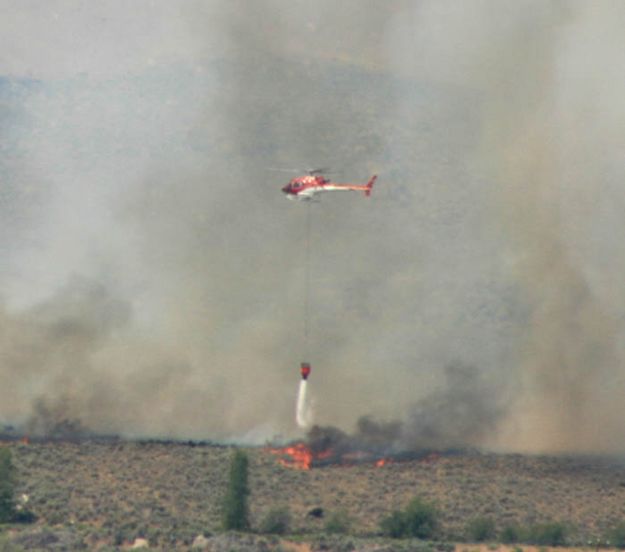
[
  {"left": 267, "top": 166, "right": 338, "bottom": 176},
  {"left": 266, "top": 167, "right": 303, "bottom": 173}
]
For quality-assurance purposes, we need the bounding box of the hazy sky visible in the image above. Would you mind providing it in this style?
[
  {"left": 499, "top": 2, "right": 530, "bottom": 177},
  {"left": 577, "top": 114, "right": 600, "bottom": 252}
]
[{"left": 2, "top": 1, "right": 625, "bottom": 453}]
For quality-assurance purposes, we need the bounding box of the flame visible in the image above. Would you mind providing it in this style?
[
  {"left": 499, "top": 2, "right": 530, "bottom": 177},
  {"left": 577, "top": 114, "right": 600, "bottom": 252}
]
[
  {"left": 269, "top": 443, "right": 333, "bottom": 470},
  {"left": 269, "top": 443, "right": 445, "bottom": 469},
  {"left": 273, "top": 443, "right": 313, "bottom": 470}
]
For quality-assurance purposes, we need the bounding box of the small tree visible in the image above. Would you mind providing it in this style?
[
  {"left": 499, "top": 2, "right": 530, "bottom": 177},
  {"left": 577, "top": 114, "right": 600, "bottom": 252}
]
[
  {"left": 0, "top": 448, "right": 15, "bottom": 523},
  {"left": 403, "top": 497, "right": 439, "bottom": 539},
  {"left": 222, "top": 449, "right": 250, "bottom": 531}
]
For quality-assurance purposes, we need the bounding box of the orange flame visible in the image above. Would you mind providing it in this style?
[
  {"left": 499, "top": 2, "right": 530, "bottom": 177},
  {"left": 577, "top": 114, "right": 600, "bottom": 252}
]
[
  {"left": 274, "top": 443, "right": 313, "bottom": 470},
  {"left": 269, "top": 443, "right": 333, "bottom": 470},
  {"left": 269, "top": 443, "right": 442, "bottom": 469}
]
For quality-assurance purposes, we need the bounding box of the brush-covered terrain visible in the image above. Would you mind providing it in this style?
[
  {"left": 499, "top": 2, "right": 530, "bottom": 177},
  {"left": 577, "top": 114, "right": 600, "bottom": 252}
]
[{"left": 2, "top": 439, "right": 625, "bottom": 550}]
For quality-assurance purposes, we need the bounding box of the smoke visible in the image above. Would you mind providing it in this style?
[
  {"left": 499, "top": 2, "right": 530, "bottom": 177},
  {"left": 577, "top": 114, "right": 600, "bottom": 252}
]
[
  {"left": 307, "top": 363, "right": 500, "bottom": 455},
  {"left": 1, "top": 1, "right": 625, "bottom": 452},
  {"left": 411, "top": 0, "right": 625, "bottom": 453},
  {"left": 401, "top": 363, "right": 502, "bottom": 449},
  {"left": 25, "top": 397, "right": 89, "bottom": 439}
]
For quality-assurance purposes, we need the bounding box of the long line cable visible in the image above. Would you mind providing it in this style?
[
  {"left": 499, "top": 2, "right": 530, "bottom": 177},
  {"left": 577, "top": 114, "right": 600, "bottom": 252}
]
[{"left": 304, "top": 201, "right": 312, "bottom": 361}]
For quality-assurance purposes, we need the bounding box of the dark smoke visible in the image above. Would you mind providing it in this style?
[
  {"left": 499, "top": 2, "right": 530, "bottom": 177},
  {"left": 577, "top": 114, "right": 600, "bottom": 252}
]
[
  {"left": 0, "top": 277, "right": 131, "bottom": 436},
  {"left": 401, "top": 363, "right": 503, "bottom": 449},
  {"left": 25, "top": 397, "right": 89, "bottom": 439},
  {"left": 308, "top": 363, "right": 500, "bottom": 457}
]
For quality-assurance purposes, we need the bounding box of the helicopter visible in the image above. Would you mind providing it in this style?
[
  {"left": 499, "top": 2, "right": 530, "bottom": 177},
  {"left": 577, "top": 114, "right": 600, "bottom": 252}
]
[{"left": 280, "top": 169, "right": 377, "bottom": 201}]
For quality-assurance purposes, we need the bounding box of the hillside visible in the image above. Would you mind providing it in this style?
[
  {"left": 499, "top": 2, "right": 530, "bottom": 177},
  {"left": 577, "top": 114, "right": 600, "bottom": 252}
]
[{"left": 2, "top": 439, "right": 625, "bottom": 550}]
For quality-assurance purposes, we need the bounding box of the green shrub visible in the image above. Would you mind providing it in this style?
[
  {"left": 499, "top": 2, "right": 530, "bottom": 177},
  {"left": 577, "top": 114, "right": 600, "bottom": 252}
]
[
  {"left": 608, "top": 522, "right": 625, "bottom": 549},
  {"left": 259, "top": 507, "right": 291, "bottom": 535},
  {"left": 12, "top": 510, "right": 37, "bottom": 524},
  {"left": 325, "top": 510, "right": 351, "bottom": 535},
  {"left": 380, "top": 510, "right": 407, "bottom": 538},
  {"left": 0, "top": 449, "right": 15, "bottom": 523},
  {"left": 467, "top": 517, "right": 495, "bottom": 542},
  {"left": 222, "top": 449, "right": 250, "bottom": 531},
  {"left": 525, "top": 522, "right": 567, "bottom": 546},
  {"left": 380, "top": 497, "right": 439, "bottom": 539},
  {"left": 500, "top": 524, "right": 521, "bottom": 544},
  {"left": 404, "top": 497, "right": 439, "bottom": 539}
]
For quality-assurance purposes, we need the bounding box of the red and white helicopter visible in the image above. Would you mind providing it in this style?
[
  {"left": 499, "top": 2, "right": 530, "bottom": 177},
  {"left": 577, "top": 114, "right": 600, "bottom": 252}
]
[{"left": 281, "top": 169, "right": 377, "bottom": 201}]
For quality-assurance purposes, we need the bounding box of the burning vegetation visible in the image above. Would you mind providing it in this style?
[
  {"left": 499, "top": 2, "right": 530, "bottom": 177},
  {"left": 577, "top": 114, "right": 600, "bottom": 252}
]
[{"left": 269, "top": 419, "right": 469, "bottom": 470}]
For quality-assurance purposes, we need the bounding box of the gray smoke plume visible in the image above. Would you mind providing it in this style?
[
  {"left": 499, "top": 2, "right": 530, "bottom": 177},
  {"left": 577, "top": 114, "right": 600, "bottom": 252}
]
[
  {"left": 1, "top": 1, "right": 624, "bottom": 451},
  {"left": 401, "top": 363, "right": 503, "bottom": 449},
  {"left": 25, "top": 397, "right": 89, "bottom": 439},
  {"left": 306, "top": 363, "right": 500, "bottom": 456}
]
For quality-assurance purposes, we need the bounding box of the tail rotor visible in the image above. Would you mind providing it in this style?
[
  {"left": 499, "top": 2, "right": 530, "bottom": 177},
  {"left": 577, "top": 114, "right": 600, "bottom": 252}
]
[{"left": 365, "top": 175, "right": 377, "bottom": 197}]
